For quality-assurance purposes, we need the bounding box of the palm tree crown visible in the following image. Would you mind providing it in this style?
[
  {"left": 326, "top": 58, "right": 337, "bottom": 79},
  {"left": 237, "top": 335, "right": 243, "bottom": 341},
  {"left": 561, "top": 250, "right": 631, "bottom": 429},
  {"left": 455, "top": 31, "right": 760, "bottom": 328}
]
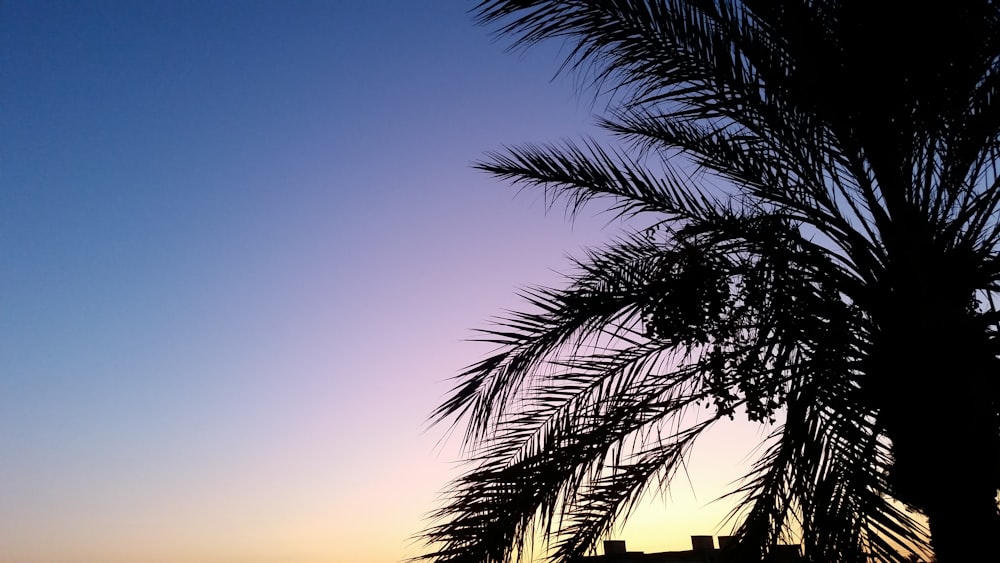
[{"left": 420, "top": 2, "right": 1000, "bottom": 562}]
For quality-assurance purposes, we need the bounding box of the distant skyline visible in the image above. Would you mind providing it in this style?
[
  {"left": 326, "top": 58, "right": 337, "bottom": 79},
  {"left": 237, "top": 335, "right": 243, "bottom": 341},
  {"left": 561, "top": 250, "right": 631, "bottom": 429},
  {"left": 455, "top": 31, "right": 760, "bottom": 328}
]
[{"left": 1, "top": 2, "right": 767, "bottom": 561}]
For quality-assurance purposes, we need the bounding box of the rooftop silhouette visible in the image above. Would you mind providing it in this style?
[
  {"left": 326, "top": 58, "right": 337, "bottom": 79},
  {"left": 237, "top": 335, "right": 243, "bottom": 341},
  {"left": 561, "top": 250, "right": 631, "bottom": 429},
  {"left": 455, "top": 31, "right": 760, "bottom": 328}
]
[{"left": 570, "top": 537, "right": 803, "bottom": 563}]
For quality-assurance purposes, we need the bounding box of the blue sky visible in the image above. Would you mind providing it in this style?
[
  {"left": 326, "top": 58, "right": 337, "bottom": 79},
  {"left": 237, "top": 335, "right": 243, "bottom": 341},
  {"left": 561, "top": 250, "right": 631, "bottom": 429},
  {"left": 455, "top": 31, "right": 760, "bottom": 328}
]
[{"left": 0, "top": 3, "right": 764, "bottom": 561}]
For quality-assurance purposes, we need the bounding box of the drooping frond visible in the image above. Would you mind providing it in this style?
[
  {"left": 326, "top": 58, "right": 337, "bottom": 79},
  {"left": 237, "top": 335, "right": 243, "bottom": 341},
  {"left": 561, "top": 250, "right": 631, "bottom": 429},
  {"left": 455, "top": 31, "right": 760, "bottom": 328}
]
[
  {"left": 420, "top": 212, "right": 919, "bottom": 561},
  {"left": 475, "top": 139, "right": 724, "bottom": 222}
]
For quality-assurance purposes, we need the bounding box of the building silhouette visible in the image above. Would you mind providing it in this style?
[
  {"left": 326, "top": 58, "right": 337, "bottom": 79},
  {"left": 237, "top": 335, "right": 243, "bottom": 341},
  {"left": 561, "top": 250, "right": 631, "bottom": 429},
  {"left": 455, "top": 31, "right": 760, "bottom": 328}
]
[{"left": 570, "top": 536, "right": 803, "bottom": 563}]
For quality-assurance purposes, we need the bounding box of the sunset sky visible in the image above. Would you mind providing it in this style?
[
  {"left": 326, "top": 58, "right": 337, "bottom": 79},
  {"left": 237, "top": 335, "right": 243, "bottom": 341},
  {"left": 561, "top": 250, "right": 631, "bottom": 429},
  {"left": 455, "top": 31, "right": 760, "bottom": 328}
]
[{"left": 1, "top": 2, "right": 771, "bottom": 561}]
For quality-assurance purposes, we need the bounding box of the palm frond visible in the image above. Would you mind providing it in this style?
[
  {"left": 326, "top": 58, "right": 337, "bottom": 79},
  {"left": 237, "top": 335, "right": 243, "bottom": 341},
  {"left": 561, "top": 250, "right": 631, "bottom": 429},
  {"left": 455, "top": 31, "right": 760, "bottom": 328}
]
[{"left": 476, "top": 139, "right": 722, "bottom": 222}]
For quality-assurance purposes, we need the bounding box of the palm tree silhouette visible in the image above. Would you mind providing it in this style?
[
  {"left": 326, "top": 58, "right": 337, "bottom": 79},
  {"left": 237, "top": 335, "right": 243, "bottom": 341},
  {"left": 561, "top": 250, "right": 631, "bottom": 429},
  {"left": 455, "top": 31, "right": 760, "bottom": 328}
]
[{"left": 420, "top": 2, "right": 1000, "bottom": 562}]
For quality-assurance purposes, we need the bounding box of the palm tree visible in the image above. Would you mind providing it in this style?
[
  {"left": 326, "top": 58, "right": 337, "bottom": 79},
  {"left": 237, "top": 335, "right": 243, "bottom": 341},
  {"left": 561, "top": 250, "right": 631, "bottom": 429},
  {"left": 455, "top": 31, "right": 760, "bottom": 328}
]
[{"left": 420, "top": 2, "right": 1000, "bottom": 562}]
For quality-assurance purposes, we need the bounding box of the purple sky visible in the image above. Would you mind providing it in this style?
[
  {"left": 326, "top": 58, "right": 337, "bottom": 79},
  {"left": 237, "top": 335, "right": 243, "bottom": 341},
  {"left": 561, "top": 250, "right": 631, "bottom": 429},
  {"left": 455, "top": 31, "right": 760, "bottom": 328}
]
[{"left": 1, "top": 2, "right": 767, "bottom": 561}]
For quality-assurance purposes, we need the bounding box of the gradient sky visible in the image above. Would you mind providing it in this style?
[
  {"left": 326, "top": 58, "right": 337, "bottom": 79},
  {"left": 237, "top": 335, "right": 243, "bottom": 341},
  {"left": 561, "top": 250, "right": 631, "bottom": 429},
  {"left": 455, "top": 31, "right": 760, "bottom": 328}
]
[{"left": 1, "top": 2, "right": 772, "bottom": 562}]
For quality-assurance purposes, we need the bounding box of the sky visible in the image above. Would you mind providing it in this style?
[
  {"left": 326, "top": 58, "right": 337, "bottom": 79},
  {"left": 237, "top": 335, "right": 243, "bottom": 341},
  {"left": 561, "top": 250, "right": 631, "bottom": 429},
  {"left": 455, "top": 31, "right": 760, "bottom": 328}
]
[{"left": 0, "top": 2, "right": 771, "bottom": 562}]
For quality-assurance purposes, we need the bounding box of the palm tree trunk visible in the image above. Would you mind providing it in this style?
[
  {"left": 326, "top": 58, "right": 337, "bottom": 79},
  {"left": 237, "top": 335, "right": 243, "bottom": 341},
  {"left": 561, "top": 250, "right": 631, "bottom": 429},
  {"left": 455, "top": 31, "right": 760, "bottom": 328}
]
[
  {"left": 889, "top": 405, "right": 999, "bottom": 562},
  {"left": 873, "top": 288, "right": 1000, "bottom": 562},
  {"left": 924, "top": 468, "right": 999, "bottom": 562}
]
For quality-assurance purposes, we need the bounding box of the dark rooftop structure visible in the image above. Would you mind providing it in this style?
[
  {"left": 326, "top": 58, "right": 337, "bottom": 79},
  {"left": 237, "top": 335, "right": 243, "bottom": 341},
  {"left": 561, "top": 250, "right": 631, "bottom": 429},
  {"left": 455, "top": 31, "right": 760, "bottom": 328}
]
[{"left": 570, "top": 536, "right": 803, "bottom": 563}]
